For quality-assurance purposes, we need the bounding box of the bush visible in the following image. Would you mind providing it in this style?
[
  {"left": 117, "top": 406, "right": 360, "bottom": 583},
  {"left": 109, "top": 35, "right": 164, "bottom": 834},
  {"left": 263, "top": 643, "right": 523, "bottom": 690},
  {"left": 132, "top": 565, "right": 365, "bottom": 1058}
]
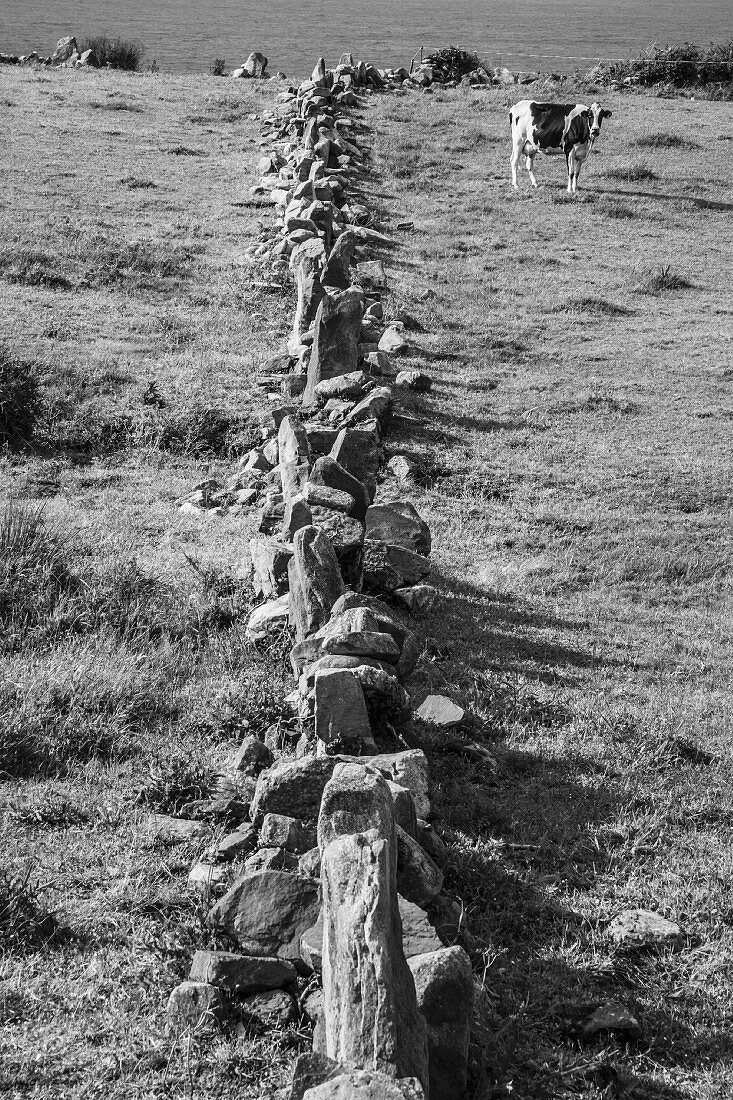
[
  {"left": 0, "top": 345, "right": 44, "bottom": 444},
  {"left": 598, "top": 40, "right": 733, "bottom": 88},
  {"left": 82, "top": 35, "right": 145, "bottom": 72},
  {"left": 423, "top": 46, "right": 481, "bottom": 82}
]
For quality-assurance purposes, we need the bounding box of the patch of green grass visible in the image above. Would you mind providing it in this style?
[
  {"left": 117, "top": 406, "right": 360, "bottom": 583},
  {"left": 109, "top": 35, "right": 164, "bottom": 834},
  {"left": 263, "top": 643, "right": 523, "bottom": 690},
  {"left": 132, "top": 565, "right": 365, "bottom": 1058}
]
[
  {"left": 634, "top": 131, "right": 699, "bottom": 149},
  {"left": 81, "top": 35, "right": 145, "bottom": 72},
  {"left": 0, "top": 345, "right": 44, "bottom": 444}
]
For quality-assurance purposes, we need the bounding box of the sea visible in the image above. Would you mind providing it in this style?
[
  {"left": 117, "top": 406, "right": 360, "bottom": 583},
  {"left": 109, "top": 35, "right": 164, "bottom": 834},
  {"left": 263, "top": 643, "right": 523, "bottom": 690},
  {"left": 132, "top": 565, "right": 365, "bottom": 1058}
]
[{"left": 1, "top": 0, "right": 730, "bottom": 77}]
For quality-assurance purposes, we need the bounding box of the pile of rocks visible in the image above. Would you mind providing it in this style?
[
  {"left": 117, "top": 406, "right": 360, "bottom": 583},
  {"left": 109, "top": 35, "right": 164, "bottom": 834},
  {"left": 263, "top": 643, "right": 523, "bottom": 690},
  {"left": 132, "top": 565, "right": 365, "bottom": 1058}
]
[
  {"left": 167, "top": 53, "right": 479, "bottom": 1100},
  {"left": 0, "top": 36, "right": 93, "bottom": 68}
]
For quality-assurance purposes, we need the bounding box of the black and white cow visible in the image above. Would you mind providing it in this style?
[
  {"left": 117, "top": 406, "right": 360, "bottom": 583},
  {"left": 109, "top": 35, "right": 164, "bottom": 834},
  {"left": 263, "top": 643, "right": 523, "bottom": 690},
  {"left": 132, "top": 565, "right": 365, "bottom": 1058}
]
[{"left": 509, "top": 100, "right": 612, "bottom": 193}]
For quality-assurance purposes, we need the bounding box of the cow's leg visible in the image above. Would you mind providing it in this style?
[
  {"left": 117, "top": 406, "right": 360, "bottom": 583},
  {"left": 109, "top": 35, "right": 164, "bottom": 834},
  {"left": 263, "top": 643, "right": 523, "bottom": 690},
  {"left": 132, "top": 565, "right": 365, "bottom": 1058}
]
[
  {"left": 572, "top": 161, "right": 582, "bottom": 193},
  {"left": 566, "top": 148, "right": 575, "bottom": 193},
  {"left": 526, "top": 153, "right": 538, "bottom": 188},
  {"left": 510, "top": 138, "right": 522, "bottom": 190}
]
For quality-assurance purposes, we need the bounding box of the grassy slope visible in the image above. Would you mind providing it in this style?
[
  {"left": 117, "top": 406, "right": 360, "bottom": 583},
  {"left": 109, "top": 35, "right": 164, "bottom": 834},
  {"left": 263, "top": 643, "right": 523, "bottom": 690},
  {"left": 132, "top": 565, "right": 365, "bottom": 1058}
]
[
  {"left": 366, "top": 85, "right": 733, "bottom": 1098},
  {"left": 0, "top": 68, "right": 303, "bottom": 1098},
  {"left": 2, "top": 67, "right": 733, "bottom": 1100}
]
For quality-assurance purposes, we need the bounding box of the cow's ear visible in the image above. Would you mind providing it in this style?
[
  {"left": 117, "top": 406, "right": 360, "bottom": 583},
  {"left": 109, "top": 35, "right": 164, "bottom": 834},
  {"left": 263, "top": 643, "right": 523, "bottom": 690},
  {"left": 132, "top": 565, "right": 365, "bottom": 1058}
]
[{"left": 602, "top": 109, "right": 613, "bottom": 119}]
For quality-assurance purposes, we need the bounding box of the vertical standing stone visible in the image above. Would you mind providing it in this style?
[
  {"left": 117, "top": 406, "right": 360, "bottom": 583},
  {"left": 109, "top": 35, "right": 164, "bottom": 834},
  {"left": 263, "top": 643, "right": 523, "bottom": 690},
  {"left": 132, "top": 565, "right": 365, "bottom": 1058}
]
[
  {"left": 305, "top": 288, "right": 365, "bottom": 404},
  {"left": 289, "top": 238, "right": 326, "bottom": 355},
  {"left": 408, "top": 947, "right": 474, "bottom": 1100},
  {"left": 288, "top": 526, "right": 346, "bottom": 640},
  {"left": 318, "top": 765, "right": 429, "bottom": 1091},
  {"left": 323, "top": 231, "right": 357, "bottom": 290},
  {"left": 314, "top": 669, "right": 376, "bottom": 754}
]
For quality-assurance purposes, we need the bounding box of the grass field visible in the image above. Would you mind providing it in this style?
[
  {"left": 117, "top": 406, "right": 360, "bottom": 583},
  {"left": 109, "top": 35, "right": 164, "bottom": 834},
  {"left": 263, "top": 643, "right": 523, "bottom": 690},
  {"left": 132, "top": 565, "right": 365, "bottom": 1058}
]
[{"left": 1, "top": 66, "right": 732, "bottom": 1100}]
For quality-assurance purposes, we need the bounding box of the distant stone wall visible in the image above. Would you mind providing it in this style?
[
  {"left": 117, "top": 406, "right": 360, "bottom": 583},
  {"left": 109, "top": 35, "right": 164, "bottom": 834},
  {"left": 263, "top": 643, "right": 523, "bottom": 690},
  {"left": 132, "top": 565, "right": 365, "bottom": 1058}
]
[{"left": 166, "top": 54, "right": 484, "bottom": 1100}]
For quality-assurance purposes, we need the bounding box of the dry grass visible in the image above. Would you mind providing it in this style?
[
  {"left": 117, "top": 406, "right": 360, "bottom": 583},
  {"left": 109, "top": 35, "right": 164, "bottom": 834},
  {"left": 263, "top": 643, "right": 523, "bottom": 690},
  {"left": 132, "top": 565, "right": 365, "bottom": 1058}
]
[
  {"left": 0, "top": 67, "right": 301, "bottom": 1098},
  {"left": 369, "top": 83, "right": 733, "bottom": 1099}
]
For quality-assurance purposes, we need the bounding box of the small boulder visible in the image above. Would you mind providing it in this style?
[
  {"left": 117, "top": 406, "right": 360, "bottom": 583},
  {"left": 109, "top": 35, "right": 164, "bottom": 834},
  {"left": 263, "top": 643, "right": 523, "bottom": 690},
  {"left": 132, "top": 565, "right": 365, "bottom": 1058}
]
[
  {"left": 607, "top": 910, "right": 684, "bottom": 950},
  {"left": 166, "top": 981, "right": 226, "bottom": 1033}
]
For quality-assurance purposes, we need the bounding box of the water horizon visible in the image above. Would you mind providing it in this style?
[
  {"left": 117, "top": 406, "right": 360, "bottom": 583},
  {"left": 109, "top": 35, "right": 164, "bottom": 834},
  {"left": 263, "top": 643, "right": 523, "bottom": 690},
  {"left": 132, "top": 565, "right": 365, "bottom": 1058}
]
[{"left": 2, "top": 0, "right": 731, "bottom": 78}]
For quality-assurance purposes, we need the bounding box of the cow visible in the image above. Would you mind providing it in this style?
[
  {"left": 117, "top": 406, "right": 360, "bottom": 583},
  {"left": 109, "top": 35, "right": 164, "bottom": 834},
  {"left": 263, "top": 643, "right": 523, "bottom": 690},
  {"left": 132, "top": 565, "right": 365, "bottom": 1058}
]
[{"left": 509, "top": 100, "right": 612, "bottom": 194}]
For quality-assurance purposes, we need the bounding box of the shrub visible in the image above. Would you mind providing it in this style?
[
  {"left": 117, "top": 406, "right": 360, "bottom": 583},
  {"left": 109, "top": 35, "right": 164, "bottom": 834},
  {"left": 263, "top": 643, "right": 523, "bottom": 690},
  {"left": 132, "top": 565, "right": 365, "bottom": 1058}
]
[
  {"left": 82, "top": 35, "right": 145, "bottom": 72},
  {"left": 423, "top": 46, "right": 481, "bottom": 82},
  {"left": 211, "top": 58, "right": 227, "bottom": 77},
  {"left": 0, "top": 346, "right": 44, "bottom": 444},
  {"left": 599, "top": 40, "right": 733, "bottom": 88}
]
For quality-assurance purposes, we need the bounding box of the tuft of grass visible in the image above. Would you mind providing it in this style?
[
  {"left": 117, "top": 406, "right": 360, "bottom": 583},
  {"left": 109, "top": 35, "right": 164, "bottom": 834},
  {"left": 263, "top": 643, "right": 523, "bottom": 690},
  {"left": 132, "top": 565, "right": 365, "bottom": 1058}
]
[
  {"left": 598, "top": 198, "right": 637, "bottom": 219},
  {"left": 551, "top": 296, "right": 631, "bottom": 317},
  {"left": 634, "top": 132, "right": 699, "bottom": 149},
  {"left": 0, "top": 868, "right": 61, "bottom": 953},
  {"left": 0, "top": 345, "right": 44, "bottom": 444},
  {"left": 634, "top": 264, "right": 693, "bottom": 294},
  {"left": 604, "top": 160, "right": 658, "bottom": 182},
  {"left": 81, "top": 35, "right": 145, "bottom": 72},
  {"left": 89, "top": 99, "right": 143, "bottom": 113}
]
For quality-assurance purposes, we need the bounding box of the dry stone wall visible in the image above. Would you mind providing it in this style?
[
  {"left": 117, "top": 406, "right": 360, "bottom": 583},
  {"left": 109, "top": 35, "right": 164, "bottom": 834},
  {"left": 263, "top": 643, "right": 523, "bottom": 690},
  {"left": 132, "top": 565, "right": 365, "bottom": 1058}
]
[{"left": 165, "top": 54, "right": 478, "bottom": 1100}]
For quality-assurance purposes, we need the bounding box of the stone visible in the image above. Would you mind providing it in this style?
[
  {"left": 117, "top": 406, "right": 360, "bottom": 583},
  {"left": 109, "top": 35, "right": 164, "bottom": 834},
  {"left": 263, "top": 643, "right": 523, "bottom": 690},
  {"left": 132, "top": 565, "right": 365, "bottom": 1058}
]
[
  {"left": 250, "top": 756, "right": 338, "bottom": 822},
  {"left": 365, "top": 502, "right": 431, "bottom": 556},
  {"left": 166, "top": 981, "right": 226, "bottom": 1033},
  {"left": 339, "top": 750, "right": 430, "bottom": 820},
  {"left": 300, "top": 655, "right": 392, "bottom": 690},
  {"left": 396, "top": 631, "right": 421, "bottom": 679},
  {"left": 244, "top": 51, "right": 268, "bottom": 76},
  {"left": 378, "top": 324, "right": 410, "bottom": 356},
  {"left": 330, "top": 594, "right": 409, "bottom": 645},
  {"left": 189, "top": 950, "right": 296, "bottom": 993},
  {"left": 343, "top": 387, "right": 392, "bottom": 427},
  {"left": 322, "top": 837, "right": 429, "bottom": 1082},
  {"left": 607, "top": 910, "right": 684, "bottom": 949},
  {"left": 299, "top": 847, "right": 321, "bottom": 878},
  {"left": 282, "top": 497, "right": 313, "bottom": 541},
  {"left": 321, "top": 630, "right": 401, "bottom": 663},
  {"left": 572, "top": 1001, "right": 643, "bottom": 1041},
  {"left": 394, "top": 585, "right": 438, "bottom": 614},
  {"left": 150, "top": 814, "right": 208, "bottom": 842},
  {"left": 281, "top": 462, "right": 311, "bottom": 503},
  {"left": 300, "top": 911, "right": 324, "bottom": 972},
  {"left": 303, "top": 482, "right": 355, "bottom": 515},
  {"left": 188, "top": 861, "right": 228, "bottom": 894},
  {"left": 417, "top": 821, "right": 447, "bottom": 864},
  {"left": 290, "top": 238, "right": 327, "bottom": 355},
  {"left": 395, "top": 370, "right": 432, "bottom": 392},
  {"left": 288, "top": 526, "right": 346, "bottom": 641},
  {"left": 278, "top": 415, "right": 311, "bottom": 469},
  {"left": 179, "top": 797, "right": 250, "bottom": 824},
  {"left": 315, "top": 370, "right": 372, "bottom": 402},
  {"left": 408, "top": 947, "right": 474, "bottom": 1100},
  {"left": 241, "top": 988, "right": 296, "bottom": 1027},
  {"left": 249, "top": 539, "right": 294, "bottom": 598},
  {"left": 51, "top": 36, "right": 78, "bottom": 65},
  {"left": 395, "top": 825, "right": 444, "bottom": 906},
  {"left": 246, "top": 593, "right": 290, "bottom": 642},
  {"left": 208, "top": 871, "right": 321, "bottom": 960},
  {"left": 363, "top": 541, "right": 431, "bottom": 593},
  {"left": 387, "top": 782, "right": 418, "bottom": 838},
  {"left": 357, "top": 259, "right": 388, "bottom": 288},
  {"left": 261, "top": 814, "right": 317, "bottom": 854},
  {"left": 305, "top": 288, "right": 365, "bottom": 404},
  {"left": 330, "top": 428, "right": 382, "bottom": 501},
  {"left": 386, "top": 454, "right": 420, "bottom": 483},
  {"left": 304, "top": 424, "right": 340, "bottom": 456},
  {"left": 231, "top": 736, "right": 275, "bottom": 777},
  {"left": 259, "top": 496, "right": 286, "bottom": 535},
  {"left": 323, "top": 230, "right": 356, "bottom": 289},
  {"left": 319, "top": 767, "right": 429, "bottom": 1086},
  {"left": 289, "top": 1053, "right": 342, "bottom": 1100},
  {"left": 302, "top": 1072, "right": 425, "bottom": 1099},
  {"left": 399, "top": 898, "right": 443, "bottom": 957},
  {"left": 415, "top": 695, "right": 466, "bottom": 728},
  {"left": 315, "top": 669, "right": 376, "bottom": 754},
  {"left": 309, "top": 507, "right": 365, "bottom": 563},
  {"left": 245, "top": 847, "right": 299, "bottom": 874},
  {"left": 215, "top": 825, "right": 258, "bottom": 862},
  {"left": 310, "top": 456, "right": 370, "bottom": 522}
]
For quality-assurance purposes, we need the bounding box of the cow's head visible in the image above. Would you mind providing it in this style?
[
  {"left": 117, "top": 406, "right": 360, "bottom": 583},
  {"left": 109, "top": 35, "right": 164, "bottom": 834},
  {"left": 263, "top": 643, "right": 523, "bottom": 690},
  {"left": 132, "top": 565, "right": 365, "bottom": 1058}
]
[{"left": 587, "top": 102, "right": 612, "bottom": 139}]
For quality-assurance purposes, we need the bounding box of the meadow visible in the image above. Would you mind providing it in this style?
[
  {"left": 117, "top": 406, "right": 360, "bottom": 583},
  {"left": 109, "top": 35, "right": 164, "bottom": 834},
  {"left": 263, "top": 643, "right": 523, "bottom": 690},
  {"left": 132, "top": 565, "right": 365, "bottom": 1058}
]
[{"left": 1, "top": 64, "right": 732, "bottom": 1099}]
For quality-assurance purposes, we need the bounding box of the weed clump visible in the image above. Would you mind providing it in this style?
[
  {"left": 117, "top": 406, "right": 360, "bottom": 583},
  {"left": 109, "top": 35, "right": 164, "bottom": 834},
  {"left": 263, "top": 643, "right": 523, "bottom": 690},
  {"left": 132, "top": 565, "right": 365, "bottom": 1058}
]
[
  {"left": 600, "top": 41, "right": 733, "bottom": 89},
  {"left": 0, "top": 346, "right": 44, "bottom": 445},
  {"left": 82, "top": 35, "right": 145, "bottom": 72},
  {"left": 604, "top": 161, "right": 658, "bottom": 182},
  {"left": 0, "top": 868, "right": 61, "bottom": 953},
  {"left": 424, "top": 46, "right": 481, "bottom": 82},
  {"left": 634, "top": 132, "right": 699, "bottom": 149},
  {"left": 634, "top": 265, "right": 693, "bottom": 294}
]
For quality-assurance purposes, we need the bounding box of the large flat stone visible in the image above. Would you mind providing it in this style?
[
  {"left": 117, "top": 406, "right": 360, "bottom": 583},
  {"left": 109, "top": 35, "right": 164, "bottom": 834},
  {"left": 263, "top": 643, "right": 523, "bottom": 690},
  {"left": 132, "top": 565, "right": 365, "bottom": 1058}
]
[
  {"left": 189, "top": 950, "right": 297, "bottom": 993},
  {"left": 207, "top": 870, "right": 321, "bottom": 960}
]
